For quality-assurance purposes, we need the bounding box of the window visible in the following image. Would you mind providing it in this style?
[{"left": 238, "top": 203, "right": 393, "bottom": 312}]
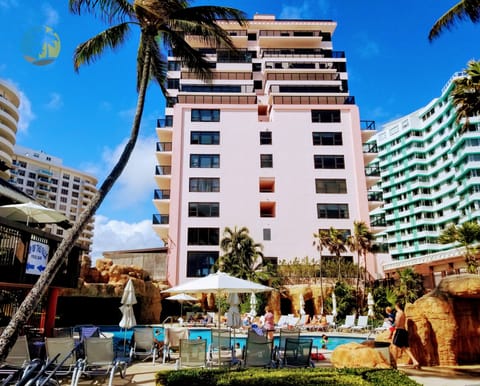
[
  {"left": 263, "top": 228, "right": 271, "bottom": 241},
  {"left": 260, "top": 154, "right": 273, "bottom": 168},
  {"left": 259, "top": 178, "right": 275, "bottom": 192},
  {"left": 168, "top": 61, "right": 181, "bottom": 71},
  {"left": 187, "top": 227, "right": 219, "bottom": 245},
  {"left": 18, "top": 170, "right": 25, "bottom": 176},
  {"left": 312, "top": 132, "right": 343, "bottom": 145},
  {"left": 189, "top": 178, "right": 220, "bottom": 192},
  {"left": 188, "top": 202, "right": 220, "bottom": 217},
  {"left": 61, "top": 189, "right": 68, "bottom": 195},
  {"left": 191, "top": 131, "right": 220, "bottom": 145},
  {"left": 248, "top": 33, "right": 257, "bottom": 41},
  {"left": 28, "top": 172, "right": 36, "bottom": 179},
  {"left": 63, "top": 174, "right": 70, "bottom": 180},
  {"left": 187, "top": 251, "right": 218, "bottom": 277},
  {"left": 260, "top": 202, "right": 276, "bottom": 217},
  {"left": 60, "top": 197, "right": 68, "bottom": 203},
  {"left": 317, "top": 204, "right": 349, "bottom": 219},
  {"left": 254, "top": 80, "right": 263, "bottom": 89},
  {"left": 311, "top": 109, "right": 341, "bottom": 123},
  {"left": 315, "top": 179, "right": 347, "bottom": 193},
  {"left": 72, "top": 184, "right": 80, "bottom": 190},
  {"left": 191, "top": 109, "right": 220, "bottom": 122},
  {"left": 260, "top": 131, "right": 272, "bottom": 145},
  {"left": 167, "top": 78, "right": 179, "bottom": 89},
  {"left": 26, "top": 180, "right": 34, "bottom": 187},
  {"left": 51, "top": 178, "right": 58, "bottom": 185},
  {"left": 314, "top": 155, "right": 345, "bottom": 169},
  {"left": 190, "top": 154, "right": 220, "bottom": 168},
  {"left": 62, "top": 181, "right": 69, "bottom": 187}
]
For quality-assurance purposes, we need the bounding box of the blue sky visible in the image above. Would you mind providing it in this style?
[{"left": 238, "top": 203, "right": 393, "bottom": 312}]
[{"left": 0, "top": 0, "right": 478, "bottom": 260}]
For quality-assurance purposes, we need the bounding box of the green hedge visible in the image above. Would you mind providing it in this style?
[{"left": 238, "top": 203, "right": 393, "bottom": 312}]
[{"left": 155, "top": 368, "right": 420, "bottom": 386}]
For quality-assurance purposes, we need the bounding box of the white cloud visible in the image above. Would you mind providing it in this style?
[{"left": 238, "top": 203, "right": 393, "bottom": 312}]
[
  {"left": 45, "top": 92, "right": 63, "bottom": 110},
  {"left": 17, "top": 89, "right": 36, "bottom": 133},
  {"left": 100, "top": 135, "right": 157, "bottom": 210},
  {"left": 90, "top": 215, "right": 162, "bottom": 260},
  {"left": 42, "top": 3, "right": 59, "bottom": 26},
  {"left": 280, "top": 0, "right": 330, "bottom": 19}
]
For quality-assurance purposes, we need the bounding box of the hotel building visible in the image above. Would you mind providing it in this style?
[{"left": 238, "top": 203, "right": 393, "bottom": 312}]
[
  {"left": 153, "top": 14, "right": 379, "bottom": 286},
  {"left": 376, "top": 72, "right": 480, "bottom": 287},
  {"left": 10, "top": 145, "right": 98, "bottom": 252},
  {"left": 0, "top": 79, "right": 20, "bottom": 181}
]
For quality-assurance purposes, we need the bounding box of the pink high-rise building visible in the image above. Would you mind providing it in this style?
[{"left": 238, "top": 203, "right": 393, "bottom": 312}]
[{"left": 153, "top": 15, "right": 379, "bottom": 286}]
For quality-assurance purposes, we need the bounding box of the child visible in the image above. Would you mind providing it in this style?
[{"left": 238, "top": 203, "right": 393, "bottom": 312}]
[{"left": 321, "top": 334, "right": 329, "bottom": 349}]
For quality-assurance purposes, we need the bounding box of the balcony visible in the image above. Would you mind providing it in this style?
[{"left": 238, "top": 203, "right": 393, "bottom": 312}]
[
  {"left": 370, "top": 214, "right": 386, "bottom": 228},
  {"left": 365, "top": 166, "right": 380, "bottom": 177},
  {"left": 272, "top": 95, "right": 355, "bottom": 105},
  {"left": 153, "top": 214, "right": 169, "bottom": 225},
  {"left": 155, "top": 166, "right": 172, "bottom": 176},
  {"left": 157, "top": 116, "right": 173, "bottom": 128},
  {"left": 154, "top": 189, "right": 171, "bottom": 200},
  {"left": 156, "top": 142, "right": 172, "bottom": 152}
]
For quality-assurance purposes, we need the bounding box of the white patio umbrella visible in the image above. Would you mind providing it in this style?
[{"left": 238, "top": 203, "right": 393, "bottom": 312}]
[
  {"left": 165, "top": 293, "right": 199, "bottom": 319},
  {"left": 332, "top": 292, "right": 337, "bottom": 319},
  {"left": 299, "top": 293, "right": 306, "bottom": 315},
  {"left": 226, "top": 293, "right": 241, "bottom": 329},
  {"left": 0, "top": 201, "right": 69, "bottom": 226},
  {"left": 249, "top": 292, "right": 257, "bottom": 317},
  {"left": 367, "top": 292, "right": 375, "bottom": 317},
  {"left": 119, "top": 279, "right": 137, "bottom": 354}
]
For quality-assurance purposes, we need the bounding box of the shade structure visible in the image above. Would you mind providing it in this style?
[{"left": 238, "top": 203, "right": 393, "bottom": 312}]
[
  {"left": 0, "top": 201, "right": 69, "bottom": 226},
  {"left": 119, "top": 279, "right": 137, "bottom": 354},
  {"left": 162, "top": 271, "right": 273, "bottom": 294},
  {"left": 249, "top": 292, "right": 257, "bottom": 317},
  {"left": 165, "top": 293, "right": 199, "bottom": 318}
]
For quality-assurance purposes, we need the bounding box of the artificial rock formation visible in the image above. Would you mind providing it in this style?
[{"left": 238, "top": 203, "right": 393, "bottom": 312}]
[
  {"left": 406, "top": 274, "right": 480, "bottom": 366},
  {"left": 331, "top": 342, "right": 390, "bottom": 369}
]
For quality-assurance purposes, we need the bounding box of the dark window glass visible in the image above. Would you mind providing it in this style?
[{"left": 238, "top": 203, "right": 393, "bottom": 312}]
[
  {"left": 189, "top": 178, "right": 220, "bottom": 192},
  {"left": 311, "top": 110, "right": 341, "bottom": 123},
  {"left": 317, "top": 204, "right": 349, "bottom": 219},
  {"left": 191, "top": 109, "right": 220, "bottom": 122},
  {"left": 312, "top": 132, "right": 343, "bottom": 145},
  {"left": 260, "top": 154, "right": 273, "bottom": 168},
  {"left": 187, "top": 227, "right": 219, "bottom": 245},
  {"left": 190, "top": 154, "right": 220, "bottom": 168},
  {"left": 188, "top": 202, "right": 220, "bottom": 217},
  {"left": 191, "top": 131, "right": 220, "bottom": 145},
  {"left": 315, "top": 179, "right": 347, "bottom": 193},
  {"left": 263, "top": 228, "right": 271, "bottom": 241},
  {"left": 314, "top": 155, "right": 345, "bottom": 169},
  {"left": 187, "top": 251, "right": 218, "bottom": 277},
  {"left": 260, "top": 131, "right": 272, "bottom": 145}
]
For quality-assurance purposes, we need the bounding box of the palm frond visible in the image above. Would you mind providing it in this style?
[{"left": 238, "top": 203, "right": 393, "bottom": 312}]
[
  {"left": 69, "top": 0, "right": 135, "bottom": 24},
  {"left": 429, "top": 0, "right": 480, "bottom": 41},
  {"left": 74, "top": 23, "right": 132, "bottom": 71}
]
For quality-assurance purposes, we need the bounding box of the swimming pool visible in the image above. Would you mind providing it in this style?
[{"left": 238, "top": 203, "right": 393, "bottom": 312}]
[{"left": 101, "top": 325, "right": 366, "bottom": 353}]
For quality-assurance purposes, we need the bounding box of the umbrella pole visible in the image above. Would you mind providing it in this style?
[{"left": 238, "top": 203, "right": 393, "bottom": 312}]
[{"left": 123, "top": 328, "right": 127, "bottom": 356}]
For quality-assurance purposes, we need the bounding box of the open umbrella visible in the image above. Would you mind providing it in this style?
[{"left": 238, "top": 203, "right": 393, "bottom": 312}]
[
  {"left": 119, "top": 279, "right": 137, "bottom": 354},
  {"left": 0, "top": 201, "right": 69, "bottom": 226},
  {"left": 165, "top": 293, "right": 198, "bottom": 319}
]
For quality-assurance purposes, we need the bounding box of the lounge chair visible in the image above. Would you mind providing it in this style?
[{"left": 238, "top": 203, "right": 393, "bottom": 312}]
[
  {"left": 274, "top": 328, "right": 300, "bottom": 366},
  {"left": 325, "top": 315, "right": 336, "bottom": 330},
  {"left": 44, "top": 336, "right": 80, "bottom": 381},
  {"left": 129, "top": 327, "right": 157, "bottom": 364},
  {"left": 243, "top": 335, "right": 274, "bottom": 368},
  {"left": 0, "top": 335, "right": 31, "bottom": 383},
  {"left": 287, "top": 316, "right": 299, "bottom": 328},
  {"left": 208, "top": 329, "right": 233, "bottom": 368},
  {"left": 337, "top": 315, "right": 356, "bottom": 331},
  {"left": 163, "top": 327, "right": 189, "bottom": 363},
  {"left": 275, "top": 315, "right": 289, "bottom": 330},
  {"left": 281, "top": 338, "right": 314, "bottom": 368},
  {"left": 296, "top": 314, "right": 309, "bottom": 329},
  {"left": 72, "top": 337, "right": 127, "bottom": 386},
  {"left": 179, "top": 339, "right": 207, "bottom": 369},
  {"left": 351, "top": 315, "right": 369, "bottom": 332}
]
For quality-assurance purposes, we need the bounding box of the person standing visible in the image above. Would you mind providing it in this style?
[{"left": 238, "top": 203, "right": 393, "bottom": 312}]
[
  {"left": 263, "top": 306, "right": 275, "bottom": 340},
  {"left": 391, "top": 301, "right": 420, "bottom": 369}
]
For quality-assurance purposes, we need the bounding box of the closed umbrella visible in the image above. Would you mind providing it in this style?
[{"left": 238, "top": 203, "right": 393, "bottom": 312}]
[
  {"left": 332, "top": 292, "right": 337, "bottom": 321},
  {"left": 226, "top": 293, "right": 241, "bottom": 329},
  {"left": 367, "top": 292, "right": 374, "bottom": 317},
  {"left": 119, "top": 279, "right": 137, "bottom": 354},
  {"left": 249, "top": 292, "right": 257, "bottom": 317},
  {"left": 299, "top": 293, "right": 306, "bottom": 315}
]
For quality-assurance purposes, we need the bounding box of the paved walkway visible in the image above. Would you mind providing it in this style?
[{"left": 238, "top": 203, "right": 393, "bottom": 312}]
[{"left": 75, "top": 360, "right": 480, "bottom": 386}]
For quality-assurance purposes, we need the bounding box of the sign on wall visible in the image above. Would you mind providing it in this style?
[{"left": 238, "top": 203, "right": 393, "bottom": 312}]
[{"left": 26, "top": 240, "right": 49, "bottom": 275}]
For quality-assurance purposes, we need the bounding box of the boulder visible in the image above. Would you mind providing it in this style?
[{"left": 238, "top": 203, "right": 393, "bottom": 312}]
[{"left": 331, "top": 342, "right": 390, "bottom": 369}]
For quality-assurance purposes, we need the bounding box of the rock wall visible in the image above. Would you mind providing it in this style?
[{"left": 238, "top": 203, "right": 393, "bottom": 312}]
[{"left": 407, "top": 274, "right": 480, "bottom": 366}]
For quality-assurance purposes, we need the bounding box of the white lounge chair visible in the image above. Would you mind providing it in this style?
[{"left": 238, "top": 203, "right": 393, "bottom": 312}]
[
  {"left": 275, "top": 315, "right": 289, "bottom": 329},
  {"left": 130, "top": 327, "right": 158, "bottom": 364},
  {"left": 325, "top": 315, "right": 336, "bottom": 330},
  {"left": 351, "top": 315, "right": 369, "bottom": 331},
  {"left": 337, "top": 315, "right": 356, "bottom": 331}
]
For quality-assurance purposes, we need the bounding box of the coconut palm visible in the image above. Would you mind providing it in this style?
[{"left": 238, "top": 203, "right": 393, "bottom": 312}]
[
  {"left": 313, "top": 229, "right": 329, "bottom": 313},
  {"left": 346, "top": 220, "right": 373, "bottom": 311},
  {"left": 0, "top": 0, "right": 246, "bottom": 360},
  {"left": 450, "top": 60, "right": 480, "bottom": 132},
  {"left": 428, "top": 0, "right": 480, "bottom": 41},
  {"left": 217, "top": 226, "right": 267, "bottom": 282},
  {"left": 325, "top": 227, "right": 347, "bottom": 282},
  {"left": 396, "top": 268, "right": 424, "bottom": 304},
  {"left": 439, "top": 221, "right": 480, "bottom": 273}
]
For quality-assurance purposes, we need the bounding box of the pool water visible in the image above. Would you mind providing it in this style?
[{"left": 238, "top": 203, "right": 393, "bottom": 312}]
[{"left": 101, "top": 325, "right": 366, "bottom": 353}]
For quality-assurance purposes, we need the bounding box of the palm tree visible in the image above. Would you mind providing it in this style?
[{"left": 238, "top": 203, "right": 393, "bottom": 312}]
[
  {"left": 428, "top": 0, "right": 480, "bottom": 41},
  {"left": 396, "top": 268, "right": 424, "bottom": 304},
  {"left": 217, "top": 226, "right": 267, "bottom": 282},
  {"left": 0, "top": 0, "right": 246, "bottom": 360},
  {"left": 439, "top": 221, "right": 480, "bottom": 273},
  {"left": 326, "top": 227, "right": 347, "bottom": 282},
  {"left": 450, "top": 60, "right": 480, "bottom": 132},
  {"left": 313, "top": 229, "right": 330, "bottom": 313},
  {"left": 346, "top": 221, "right": 373, "bottom": 311}
]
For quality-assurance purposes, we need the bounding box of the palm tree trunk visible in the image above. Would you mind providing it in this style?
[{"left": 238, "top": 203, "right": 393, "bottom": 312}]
[
  {"left": 319, "top": 254, "right": 323, "bottom": 314},
  {"left": 0, "top": 43, "right": 152, "bottom": 361},
  {"left": 356, "top": 252, "right": 360, "bottom": 313}
]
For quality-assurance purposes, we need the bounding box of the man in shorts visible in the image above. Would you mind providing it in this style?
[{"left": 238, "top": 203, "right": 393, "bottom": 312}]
[{"left": 391, "top": 301, "right": 420, "bottom": 369}]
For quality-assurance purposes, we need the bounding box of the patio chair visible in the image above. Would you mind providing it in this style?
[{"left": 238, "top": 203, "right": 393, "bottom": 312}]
[
  {"left": 274, "top": 328, "right": 300, "bottom": 366},
  {"left": 208, "top": 329, "right": 233, "bottom": 368},
  {"left": 281, "top": 338, "right": 314, "bottom": 368},
  {"left": 0, "top": 335, "right": 31, "bottom": 383},
  {"left": 44, "top": 336, "right": 80, "bottom": 381},
  {"left": 337, "top": 315, "right": 356, "bottom": 331},
  {"left": 243, "top": 336, "right": 274, "bottom": 368},
  {"left": 296, "top": 314, "right": 309, "bottom": 329},
  {"left": 275, "top": 315, "right": 289, "bottom": 330},
  {"left": 72, "top": 337, "right": 127, "bottom": 386},
  {"left": 179, "top": 339, "right": 207, "bottom": 369},
  {"left": 351, "top": 315, "right": 369, "bottom": 332},
  {"left": 163, "top": 327, "right": 188, "bottom": 363},
  {"left": 129, "top": 327, "right": 157, "bottom": 364},
  {"left": 325, "top": 315, "right": 336, "bottom": 330}
]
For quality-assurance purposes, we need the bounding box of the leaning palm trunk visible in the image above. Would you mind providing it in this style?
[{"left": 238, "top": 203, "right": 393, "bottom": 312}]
[{"left": 0, "top": 45, "right": 152, "bottom": 361}]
